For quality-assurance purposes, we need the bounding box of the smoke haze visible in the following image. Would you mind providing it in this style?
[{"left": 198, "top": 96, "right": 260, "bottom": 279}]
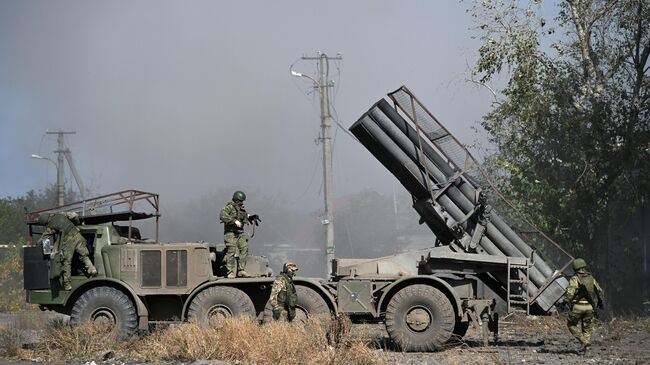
[{"left": 0, "top": 1, "right": 492, "bottom": 274}]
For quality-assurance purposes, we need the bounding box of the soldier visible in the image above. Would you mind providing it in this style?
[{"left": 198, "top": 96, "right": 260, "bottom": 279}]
[
  {"left": 270, "top": 262, "right": 298, "bottom": 322},
  {"left": 219, "top": 190, "right": 260, "bottom": 278},
  {"left": 38, "top": 212, "right": 97, "bottom": 290},
  {"left": 566, "top": 258, "right": 604, "bottom": 355}
]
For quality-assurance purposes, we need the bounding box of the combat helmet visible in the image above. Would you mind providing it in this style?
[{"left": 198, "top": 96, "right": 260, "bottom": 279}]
[
  {"left": 232, "top": 190, "right": 246, "bottom": 202},
  {"left": 572, "top": 258, "right": 587, "bottom": 271},
  {"left": 283, "top": 262, "right": 298, "bottom": 273},
  {"left": 36, "top": 213, "right": 50, "bottom": 226}
]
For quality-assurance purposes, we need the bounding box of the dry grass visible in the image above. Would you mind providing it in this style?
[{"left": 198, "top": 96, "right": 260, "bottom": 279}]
[
  {"left": 10, "top": 315, "right": 384, "bottom": 364},
  {"left": 134, "top": 315, "right": 383, "bottom": 365},
  {"left": 5, "top": 311, "right": 650, "bottom": 364},
  {"left": 30, "top": 318, "right": 120, "bottom": 360}
]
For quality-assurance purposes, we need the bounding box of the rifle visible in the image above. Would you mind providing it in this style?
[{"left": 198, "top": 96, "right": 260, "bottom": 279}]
[
  {"left": 247, "top": 214, "right": 261, "bottom": 237},
  {"left": 575, "top": 277, "right": 602, "bottom": 318}
]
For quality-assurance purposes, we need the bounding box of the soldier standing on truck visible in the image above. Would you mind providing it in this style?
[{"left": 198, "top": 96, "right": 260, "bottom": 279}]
[
  {"left": 270, "top": 262, "right": 298, "bottom": 322},
  {"left": 219, "top": 190, "right": 260, "bottom": 278},
  {"left": 566, "top": 258, "right": 604, "bottom": 355},
  {"left": 38, "top": 212, "right": 97, "bottom": 290}
]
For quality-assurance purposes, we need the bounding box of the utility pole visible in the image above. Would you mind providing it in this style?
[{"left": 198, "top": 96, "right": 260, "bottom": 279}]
[
  {"left": 292, "top": 52, "right": 342, "bottom": 277},
  {"left": 46, "top": 130, "right": 76, "bottom": 206}
]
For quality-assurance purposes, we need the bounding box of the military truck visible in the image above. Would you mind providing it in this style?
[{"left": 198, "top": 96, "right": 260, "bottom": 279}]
[
  {"left": 23, "top": 190, "right": 333, "bottom": 339},
  {"left": 23, "top": 87, "right": 573, "bottom": 351}
]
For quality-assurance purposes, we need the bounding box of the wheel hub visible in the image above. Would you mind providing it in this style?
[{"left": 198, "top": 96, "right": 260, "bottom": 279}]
[
  {"left": 208, "top": 305, "right": 233, "bottom": 320},
  {"left": 405, "top": 307, "right": 432, "bottom": 332},
  {"left": 91, "top": 307, "right": 117, "bottom": 327}
]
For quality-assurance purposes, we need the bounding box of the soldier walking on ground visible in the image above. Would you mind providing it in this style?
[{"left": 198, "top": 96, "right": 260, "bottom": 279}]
[
  {"left": 270, "top": 262, "right": 298, "bottom": 322},
  {"left": 38, "top": 212, "right": 97, "bottom": 290},
  {"left": 566, "top": 258, "right": 604, "bottom": 355},
  {"left": 219, "top": 190, "right": 260, "bottom": 278}
]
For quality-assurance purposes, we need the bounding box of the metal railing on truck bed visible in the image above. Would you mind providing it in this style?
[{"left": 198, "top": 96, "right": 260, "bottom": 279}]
[{"left": 25, "top": 190, "right": 160, "bottom": 242}]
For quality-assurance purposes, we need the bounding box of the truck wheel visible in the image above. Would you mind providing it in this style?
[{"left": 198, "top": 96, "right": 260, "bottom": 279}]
[
  {"left": 385, "top": 284, "right": 455, "bottom": 351},
  {"left": 70, "top": 286, "right": 137, "bottom": 340},
  {"left": 187, "top": 286, "right": 255, "bottom": 325},
  {"left": 262, "top": 286, "right": 330, "bottom": 323},
  {"left": 295, "top": 286, "right": 330, "bottom": 322}
]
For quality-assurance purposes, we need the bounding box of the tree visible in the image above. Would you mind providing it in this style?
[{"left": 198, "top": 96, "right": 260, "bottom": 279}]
[
  {"left": 469, "top": 0, "right": 650, "bottom": 258},
  {"left": 0, "top": 185, "right": 80, "bottom": 244},
  {"left": 0, "top": 240, "right": 31, "bottom": 312}
]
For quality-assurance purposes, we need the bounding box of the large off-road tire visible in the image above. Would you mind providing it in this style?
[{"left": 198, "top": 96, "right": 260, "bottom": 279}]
[
  {"left": 187, "top": 286, "right": 255, "bottom": 325},
  {"left": 262, "top": 285, "right": 330, "bottom": 323},
  {"left": 385, "top": 284, "right": 455, "bottom": 351},
  {"left": 70, "top": 286, "right": 138, "bottom": 340}
]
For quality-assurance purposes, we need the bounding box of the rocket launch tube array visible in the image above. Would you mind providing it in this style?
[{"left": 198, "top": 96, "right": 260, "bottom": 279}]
[{"left": 350, "top": 98, "right": 565, "bottom": 309}]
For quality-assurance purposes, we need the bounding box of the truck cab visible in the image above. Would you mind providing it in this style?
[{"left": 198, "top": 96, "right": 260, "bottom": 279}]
[{"left": 23, "top": 190, "right": 278, "bottom": 339}]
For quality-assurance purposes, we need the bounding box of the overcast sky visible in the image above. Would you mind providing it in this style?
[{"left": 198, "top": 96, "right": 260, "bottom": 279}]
[{"left": 0, "top": 0, "right": 494, "bottom": 212}]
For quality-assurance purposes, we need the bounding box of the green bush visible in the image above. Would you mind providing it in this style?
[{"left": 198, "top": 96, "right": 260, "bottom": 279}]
[{"left": 0, "top": 241, "right": 32, "bottom": 312}]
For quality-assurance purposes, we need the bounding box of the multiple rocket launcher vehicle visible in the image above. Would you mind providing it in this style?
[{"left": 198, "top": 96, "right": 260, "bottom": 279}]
[{"left": 23, "top": 86, "right": 573, "bottom": 351}]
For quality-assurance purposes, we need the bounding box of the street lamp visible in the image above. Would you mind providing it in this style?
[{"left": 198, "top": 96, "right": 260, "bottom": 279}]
[
  {"left": 31, "top": 153, "right": 64, "bottom": 206},
  {"left": 31, "top": 154, "right": 56, "bottom": 167},
  {"left": 290, "top": 70, "right": 318, "bottom": 85}
]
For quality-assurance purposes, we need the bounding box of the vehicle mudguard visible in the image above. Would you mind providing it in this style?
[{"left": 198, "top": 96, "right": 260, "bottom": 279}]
[
  {"left": 65, "top": 277, "right": 150, "bottom": 330},
  {"left": 293, "top": 277, "right": 338, "bottom": 313}
]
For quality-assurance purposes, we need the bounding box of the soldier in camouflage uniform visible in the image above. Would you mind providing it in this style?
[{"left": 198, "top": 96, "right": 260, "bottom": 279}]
[
  {"left": 270, "top": 262, "right": 298, "bottom": 322},
  {"left": 219, "top": 191, "right": 260, "bottom": 278},
  {"left": 38, "top": 212, "right": 97, "bottom": 290},
  {"left": 566, "top": 258, "right": 604, "bottom": 354}
]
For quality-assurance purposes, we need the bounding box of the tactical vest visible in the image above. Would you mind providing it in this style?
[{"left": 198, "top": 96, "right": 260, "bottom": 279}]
[
  {"left": 276, "top": 273, "right": 297, "bottom": 307},
  {"left": 222, "top": 202, "right": 248, "bottom": 234}
]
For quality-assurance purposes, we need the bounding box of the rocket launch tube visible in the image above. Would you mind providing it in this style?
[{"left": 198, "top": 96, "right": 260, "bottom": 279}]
[
  {"left": 363, "top": 108, "right": 548, "bottom": 289},
  {"left": 374, "top": 100, "right": 556, "bottom": 279},
  {"left": 352, "top": 115, "right": 541, "bottom": 295}
]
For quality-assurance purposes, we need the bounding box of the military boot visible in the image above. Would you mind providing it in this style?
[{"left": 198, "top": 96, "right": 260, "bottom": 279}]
[
  {"left": 582, "top": 343, "right": 591, "bottom": 356},
  {"left": 88, "top": 266, "right": 98, "bottom": 277},
  {"left": 237, "top": 270, "right": 251, "bottom": 278},
  {"left": 81, "top": 257, "right": 98, "bottom": 277},
  {"left": 62, "top": 270, "right": 72, "bottom": 291}
]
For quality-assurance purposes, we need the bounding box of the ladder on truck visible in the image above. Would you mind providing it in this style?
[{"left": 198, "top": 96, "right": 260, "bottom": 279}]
[{"left": 506, "top": 256, "right": 531, "bottom": 315}]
